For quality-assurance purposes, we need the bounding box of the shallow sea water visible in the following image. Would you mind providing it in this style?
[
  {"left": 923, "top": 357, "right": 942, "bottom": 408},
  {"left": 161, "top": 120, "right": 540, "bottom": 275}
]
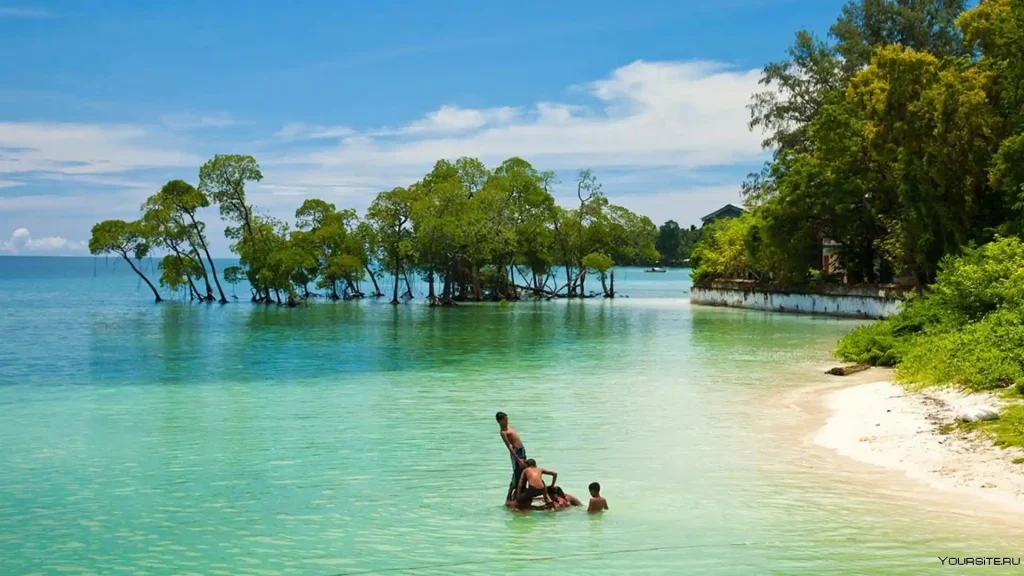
[{"left": 1, "top": 257, "right": 1020, "bottom": 575}]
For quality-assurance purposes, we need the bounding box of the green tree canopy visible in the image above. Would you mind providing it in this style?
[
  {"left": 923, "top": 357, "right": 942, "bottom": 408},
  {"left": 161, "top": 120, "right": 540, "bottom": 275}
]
[{"left": 89, "top": 219, "right": 162, "bottom": 302}]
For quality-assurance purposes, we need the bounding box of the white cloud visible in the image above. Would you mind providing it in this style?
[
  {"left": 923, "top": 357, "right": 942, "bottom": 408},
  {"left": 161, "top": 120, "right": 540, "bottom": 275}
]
[
  {"left": 274, "top": 60, "right": 765, "bottom": 174},
  {"left": 0, "top": 227, "right": 87, "bottom": 255},
  {"left": 275, "top": 122, "right": 355, "bottom": 141},
  {"left": 160, "top": 112, "right": 239, "bottom": 131},
  {"left": 0, "top": 122, "right": 199, "bottom": 175},
  {"left": 0, "top": 190, "right": 149, "bottom": 214},
  {"left": 533, "top": 102, "right": 583, "bottom": 125},
  {"left": 34, "top": 173, "right": 155, "bottom": 190},
  {"left": 0, "top": 59, "right": 765, "bottom": 250},
  {"left": 252, "top": 60, "right": 764, "bottom": 223},
  {"left": 393, "top": 105, "right": 521, "bottom": 135}
]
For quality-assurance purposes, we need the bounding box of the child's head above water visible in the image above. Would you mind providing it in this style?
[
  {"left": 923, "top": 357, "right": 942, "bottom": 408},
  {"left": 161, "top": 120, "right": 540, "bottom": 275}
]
[{"left": 588, "top": 482, "right": 601, "bottom": 496}]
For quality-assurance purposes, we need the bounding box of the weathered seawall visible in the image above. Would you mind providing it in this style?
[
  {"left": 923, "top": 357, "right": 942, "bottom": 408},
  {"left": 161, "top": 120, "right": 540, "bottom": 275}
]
[{"left": 690, "top": 281, "right": 903, "bottom": 319}]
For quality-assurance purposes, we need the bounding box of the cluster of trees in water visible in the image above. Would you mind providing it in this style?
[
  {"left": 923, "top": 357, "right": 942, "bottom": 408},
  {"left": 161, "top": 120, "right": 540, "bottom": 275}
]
[
  {"left": 89, "top": 156, "right": 662, "bottom": 304},
  {"left": 694, "top": 0, "right": 1024, "bottom": 288}
]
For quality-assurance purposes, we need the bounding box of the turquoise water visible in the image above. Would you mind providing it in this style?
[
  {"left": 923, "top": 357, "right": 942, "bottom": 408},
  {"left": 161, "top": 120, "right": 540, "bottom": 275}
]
[{"left": 1, "top": 257, "right": 1020, "bottom": 575}]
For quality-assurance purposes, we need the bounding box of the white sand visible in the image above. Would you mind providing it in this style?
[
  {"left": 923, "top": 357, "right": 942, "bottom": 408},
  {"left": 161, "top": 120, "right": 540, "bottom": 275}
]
[{"left": 814, "top": 378, "right": 1024, "bottom": 513}]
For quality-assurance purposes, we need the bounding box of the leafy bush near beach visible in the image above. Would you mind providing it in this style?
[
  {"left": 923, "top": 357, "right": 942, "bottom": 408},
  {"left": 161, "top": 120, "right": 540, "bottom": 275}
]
[
  {"left": 834, "top": 320, "right": 902, "bottom": 367},
  {"left": 837, "top": 237, "right": 1024, "bottom": 392},
  {"left": 899, "top": 310, "right": 1024, "bottom": 391}
]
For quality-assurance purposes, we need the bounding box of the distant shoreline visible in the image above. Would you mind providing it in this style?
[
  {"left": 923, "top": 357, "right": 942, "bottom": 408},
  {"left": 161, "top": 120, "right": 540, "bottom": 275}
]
[{"left": 812, "top": 371, "right": 1024, "bottom": 514}]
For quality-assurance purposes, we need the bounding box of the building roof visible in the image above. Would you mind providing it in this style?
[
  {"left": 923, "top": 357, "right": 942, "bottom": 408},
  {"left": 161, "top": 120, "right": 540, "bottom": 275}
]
[{"left": 700, "top": 204, "right": 746, "bottom": 223}]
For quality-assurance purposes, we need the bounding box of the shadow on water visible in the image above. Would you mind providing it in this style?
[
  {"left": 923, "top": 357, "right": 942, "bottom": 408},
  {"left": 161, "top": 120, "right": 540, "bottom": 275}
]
[
  {"left": 686, "top": 305, "right": 867, "bottom": 383},
  {"left": 2, "top": 261, "right": 691, "bottom": 388},
  {"left": 87, "top": 294, "right": 695, "bottom": 390},
  {"left": 76, "top": 299, "right": 663, "bottom": 388},
  {"left": 56, "top": 294, "right": 859, "bottom": 391}
]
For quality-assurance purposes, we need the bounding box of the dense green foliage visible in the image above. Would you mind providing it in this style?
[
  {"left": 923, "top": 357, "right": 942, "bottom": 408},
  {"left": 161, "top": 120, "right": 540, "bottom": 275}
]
[
  {"left": 92, "top": 157, "right": 660, "bottom": 304},
  {"left": 695, "top": 0, "right": 1024, "bottom": 288},
  {"left": 88, "top": 219, "right": 162, "bottom": 302},
  {"left": 141, "top": 179, "right": 226, "bottom": 302},
  {"left": 655, "top": 220, "right": 702, "bottom": 265},
  {"left": 838, "top": 237, "right": 1024, "bottom": 392},
  {"left": 690, "top": 215, "right": 758, "bottom": 286}
]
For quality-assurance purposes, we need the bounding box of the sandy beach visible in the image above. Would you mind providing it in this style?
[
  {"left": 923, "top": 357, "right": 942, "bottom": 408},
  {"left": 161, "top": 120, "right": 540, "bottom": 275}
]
[{"left": 812, "top": 371, "right": 1024, "bottom": 513}]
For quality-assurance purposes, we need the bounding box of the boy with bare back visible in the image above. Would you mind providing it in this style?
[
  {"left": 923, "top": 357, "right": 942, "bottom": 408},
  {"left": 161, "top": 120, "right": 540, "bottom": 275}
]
[
  {"left": 587, "top": 482, "right": 609, "bottom": 513},
  {"left": 516, "top": 459, "right": 557, "bottom": 509},
  {"left": 496, "top": 411, "right": 527, "bottom": 503}
]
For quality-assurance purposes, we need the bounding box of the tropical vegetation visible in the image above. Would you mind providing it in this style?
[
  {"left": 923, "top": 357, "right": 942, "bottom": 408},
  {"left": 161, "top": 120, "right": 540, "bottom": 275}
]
[
  {"left": 838, "top": 237, "right": 1024, "bottom": 393},
  {"left": 837, "top": 236, "right": 1024, "bottom": 448},
  {"left": 691, "top": 0, "right": 1024, "bottom": 415},
  {"left": 655, "top": 221, "right": 702, "bottom": 266},
  {"left": 693, "top": 0, "right": 1024, "bottom": 289},
  {"left": 89, "top": 156, "right": 661, "bottom": 304}
]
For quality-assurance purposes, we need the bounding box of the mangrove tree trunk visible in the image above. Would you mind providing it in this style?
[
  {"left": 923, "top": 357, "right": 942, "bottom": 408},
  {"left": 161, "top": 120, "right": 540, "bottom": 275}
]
[
  {"left": 121, "top": 251, "right": 162, "bottom": 302},
  {"left": 364, "top": 263, "right": 382, "bottom": 297},
  {"left": 187, "top": 213, "right": 227, "bottom": 303}
]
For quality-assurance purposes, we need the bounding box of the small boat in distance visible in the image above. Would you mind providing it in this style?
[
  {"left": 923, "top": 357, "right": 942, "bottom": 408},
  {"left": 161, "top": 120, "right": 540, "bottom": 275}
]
[{"left": 644, "top": 267, "right": 668, "bottom": 273}]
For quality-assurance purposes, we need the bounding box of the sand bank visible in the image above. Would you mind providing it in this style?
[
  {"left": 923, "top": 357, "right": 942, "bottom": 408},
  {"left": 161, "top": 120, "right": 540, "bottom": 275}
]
[{"left": 814, "top": 375, "right": 1024, "bottom": 513}]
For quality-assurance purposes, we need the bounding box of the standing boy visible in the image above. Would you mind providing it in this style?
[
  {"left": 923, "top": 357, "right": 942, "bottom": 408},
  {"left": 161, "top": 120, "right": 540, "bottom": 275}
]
[{"left": 496, "top": 411, "right": 526, "bottom": 503}]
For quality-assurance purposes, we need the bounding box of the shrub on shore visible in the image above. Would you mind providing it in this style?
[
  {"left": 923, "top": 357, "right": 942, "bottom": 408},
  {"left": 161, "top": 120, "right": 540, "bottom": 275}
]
[{"left": 837, "top": 237, "right": 1024, "bottom": 392}]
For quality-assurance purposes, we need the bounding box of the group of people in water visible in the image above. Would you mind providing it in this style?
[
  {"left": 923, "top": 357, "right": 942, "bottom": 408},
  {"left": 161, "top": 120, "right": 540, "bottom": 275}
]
[{"left": 496, "top": 411, "right": 609, "bottom": 513}]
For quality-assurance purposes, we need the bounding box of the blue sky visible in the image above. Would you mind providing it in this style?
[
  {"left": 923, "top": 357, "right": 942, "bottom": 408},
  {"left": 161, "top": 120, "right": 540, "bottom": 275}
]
[{"left": 0, "top": 0, "right": 847, "bottom": 256}]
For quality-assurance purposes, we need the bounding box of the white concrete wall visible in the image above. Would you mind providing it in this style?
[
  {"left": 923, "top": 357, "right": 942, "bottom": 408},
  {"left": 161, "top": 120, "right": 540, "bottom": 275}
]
[{"left": 690, "top": 287, "right": 902, "bottom": 319}]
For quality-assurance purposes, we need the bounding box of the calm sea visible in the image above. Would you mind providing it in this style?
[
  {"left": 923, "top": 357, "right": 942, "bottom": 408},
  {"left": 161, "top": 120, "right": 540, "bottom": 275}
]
[{"left": 0, "top": 256, "right": 1018, "bottom": 575}]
